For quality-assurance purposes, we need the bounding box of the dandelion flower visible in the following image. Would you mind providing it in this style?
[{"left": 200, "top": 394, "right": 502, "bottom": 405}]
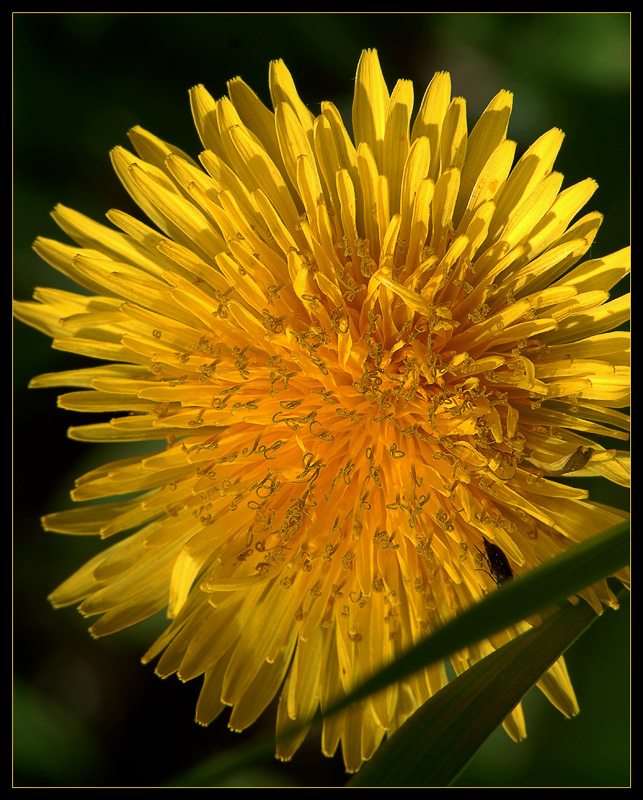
[{"left": 15, "top": 49, "right": 630, "bottom": 772}]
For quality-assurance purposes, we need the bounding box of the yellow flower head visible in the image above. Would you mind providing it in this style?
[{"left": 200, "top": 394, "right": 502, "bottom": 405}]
[{"left": 15, "top": 49, "right": 630, "bottom": 772}]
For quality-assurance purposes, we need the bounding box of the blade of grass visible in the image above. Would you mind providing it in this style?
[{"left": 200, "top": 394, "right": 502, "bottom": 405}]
[
  {"left": 164, "top": 520, "right": 629, "bottom": 786},
  {"left": 163, "top": 733, "right": 278, "bottom": 788},
  {"left": 348, "top": 590, "right": 627, "bottom": 787},
  {"left": 316, "top": 519, "right": 629, "bottom": 722}
]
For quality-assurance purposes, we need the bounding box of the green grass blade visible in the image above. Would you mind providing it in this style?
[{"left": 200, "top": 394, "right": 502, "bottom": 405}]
[
  {"left": 319, "top": 519, "right": 629, "bottom": 722},
  {"left": 163, "top": 734, "right": 277, "bottom": 788},
  {"left": 347, "top": 592, "right": 622, "bottom": 787},
  {"left": 164, "top": 520, "right": 629, "bottom": 786}
]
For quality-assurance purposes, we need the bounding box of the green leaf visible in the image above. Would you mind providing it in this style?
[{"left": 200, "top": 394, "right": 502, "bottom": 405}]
[
  {"left": 319, "top": 519, "right": 629, "bottom": 722},
  {"left": 164, "top": 520, "right": 629, "bottom": 787},
  {"left": 163, "top": 734, "right": 280, "bottom": 788},
  {"left": 13, "top": 678, "right": 105, "bottom": 785},
  {"left": 347, "top": 592, "right": 622, "bottom": 787}
]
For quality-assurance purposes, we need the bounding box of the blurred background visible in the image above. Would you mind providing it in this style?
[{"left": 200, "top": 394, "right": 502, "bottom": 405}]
[{"left": 13, "top": 11, "right": 630, "bottom": 788}]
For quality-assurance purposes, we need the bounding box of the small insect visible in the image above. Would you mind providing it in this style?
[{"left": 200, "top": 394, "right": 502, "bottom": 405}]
[
  {"left": 524, "top": 445, "right": 595, "bottom": 476},
  {"left": 475, "top": 536, "right": 514, "bottom": 586}
]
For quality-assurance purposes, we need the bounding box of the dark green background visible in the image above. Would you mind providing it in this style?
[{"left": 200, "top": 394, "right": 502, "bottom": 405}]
[{"left": 13, "top": 12, "right": 630, "bottom": 788}]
